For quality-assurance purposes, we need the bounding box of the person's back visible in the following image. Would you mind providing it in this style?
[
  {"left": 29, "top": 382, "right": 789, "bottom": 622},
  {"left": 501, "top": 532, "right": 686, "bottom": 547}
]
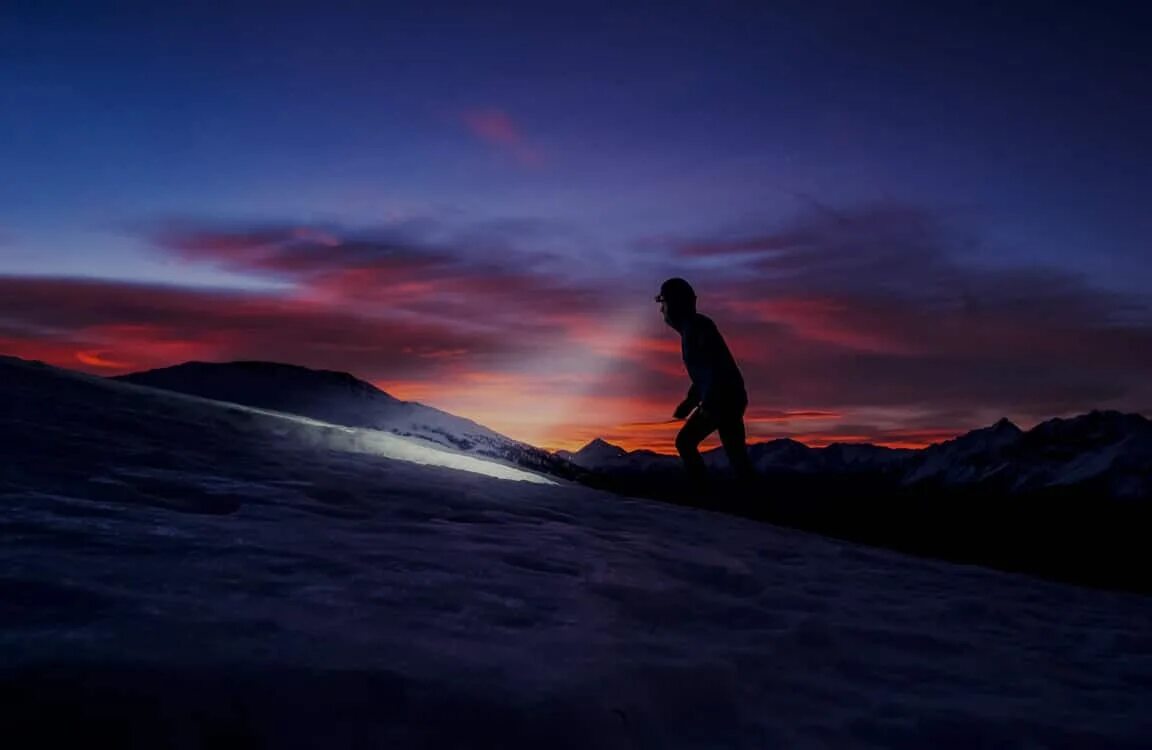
[{"left": 679, "top": 311, "right": 746, "bottom": 416}]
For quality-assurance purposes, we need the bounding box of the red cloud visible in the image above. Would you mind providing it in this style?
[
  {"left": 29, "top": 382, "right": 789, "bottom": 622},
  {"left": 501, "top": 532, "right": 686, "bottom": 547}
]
[
  {"left": 0, "top": 276, "right": 512, "bottom": 378},
  {"left": 0, "top": 273, "right": 660, "bottom": 449},
  {"left": 5, "top": 204, "right": 1151, "bottom": 454},
  {"left": 151, "top": 222, "right": 613, "bottom": 345},
  {"left": 460, "top": 108, "right": 542, "bottom": 166},
  {"left": 604, "top": 204, "right": 1152, "bottom": 450}
]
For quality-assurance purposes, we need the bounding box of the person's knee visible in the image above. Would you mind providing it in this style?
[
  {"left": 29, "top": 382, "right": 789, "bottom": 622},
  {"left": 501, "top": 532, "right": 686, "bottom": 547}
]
[
  {"left": 675, "top": 430, "right": 700, "bottom": 456},
  {"left": 716, "top": 417, "right": 746, "bottom": 442}
]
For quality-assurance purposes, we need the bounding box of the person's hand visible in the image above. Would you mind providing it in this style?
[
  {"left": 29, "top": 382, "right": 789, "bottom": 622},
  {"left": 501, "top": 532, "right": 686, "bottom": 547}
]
[
  {"left": 673, "top": 399, "right": 696, "bottom": 419},
  {"left": 696, "top": 405, "right": 710, "bottom": 421}
]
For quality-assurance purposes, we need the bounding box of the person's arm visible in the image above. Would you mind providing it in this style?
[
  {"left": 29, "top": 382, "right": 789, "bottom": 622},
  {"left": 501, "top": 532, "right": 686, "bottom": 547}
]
[
  {"left": 674, "top": 383, "right": 700, "bottom": 418},
  {"left": 696, "top": 320, "right": 723, "bottom": 413}
]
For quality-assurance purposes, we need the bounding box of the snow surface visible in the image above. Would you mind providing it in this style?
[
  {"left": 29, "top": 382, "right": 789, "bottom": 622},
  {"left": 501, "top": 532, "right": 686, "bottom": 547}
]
[{"left": 3, "top": 355, "right": 1152, "bottom": 748}]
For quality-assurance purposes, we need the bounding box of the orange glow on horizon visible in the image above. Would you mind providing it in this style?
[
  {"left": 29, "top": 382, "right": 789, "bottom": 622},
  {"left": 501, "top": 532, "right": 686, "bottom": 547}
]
[
  {"left": 75, "top": 350, "right": 133, "bottom": 369},
  {"left": 374, "top": 374, "right": 962, "bottom": 454},
  {"left": 1, "top": 338, "right": 96, "bottom": 371},
  {"left": 2, "top": 336, "right": 971, "bottom": 458}
]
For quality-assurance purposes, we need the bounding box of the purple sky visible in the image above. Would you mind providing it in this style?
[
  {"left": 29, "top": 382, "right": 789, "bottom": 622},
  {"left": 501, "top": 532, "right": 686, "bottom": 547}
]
[{"left": 2, "top": 2, "right": 1150, "bottom": 451}]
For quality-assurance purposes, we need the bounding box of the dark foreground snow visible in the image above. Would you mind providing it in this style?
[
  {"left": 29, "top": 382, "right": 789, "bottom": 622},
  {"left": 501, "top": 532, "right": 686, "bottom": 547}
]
[{"left": 2, "top": 356, "right": 1150, "bottom": 748}]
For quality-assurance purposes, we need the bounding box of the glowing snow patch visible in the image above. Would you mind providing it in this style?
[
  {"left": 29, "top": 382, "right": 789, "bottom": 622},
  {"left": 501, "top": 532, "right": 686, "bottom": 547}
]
[
  {"left": 233, "top": 406, "right": 556, "bottom": 485},
  {"left": 354, "top": 430, "right": 556, "bottom": 484},
  {"left": 105, "top": 369, "right": 558, "bottom": 486}
]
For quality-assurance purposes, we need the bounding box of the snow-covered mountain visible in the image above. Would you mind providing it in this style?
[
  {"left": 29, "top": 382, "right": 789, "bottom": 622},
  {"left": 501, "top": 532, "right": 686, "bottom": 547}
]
[
  {"left": 115, "top": 360, "right": 580, "bottom": 481},
  {"left": 902, "top": 417, "right": 1025, "bottom": 486},
  {"left": 4, "top": 353, "right": 1152, "bottom": 747},
  {"left": 903, "top": 411, "right": 1152, "bottom": 499},
  {"left": 569, "top": 411, "right": 1152, "bottom": 501}
]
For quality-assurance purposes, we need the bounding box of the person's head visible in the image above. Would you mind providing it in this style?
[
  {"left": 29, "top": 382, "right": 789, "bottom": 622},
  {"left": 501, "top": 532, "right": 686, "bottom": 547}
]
[{"left": 655, "top": 277, "right": 696, "bottom": 327}]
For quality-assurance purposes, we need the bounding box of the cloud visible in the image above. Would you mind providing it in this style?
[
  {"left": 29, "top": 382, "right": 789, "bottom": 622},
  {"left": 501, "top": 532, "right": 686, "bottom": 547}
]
[
  {"left": 0, "top": 215, "right": 657, "bottom": 449},
  {"left": 677, "top": 230, "right": 818, "bottom": 258},
  {"left": 4, "top": 204, "right": 1150, "bottom": 452},
  {"left": 661, "top": 203, "right": 1152, "bottom": 428},
  {"left": 151, "top": 220, "right": 619, "bottom": 335},
  {"left": 460, "top": 107, "right": 543, "bottom": 166},
  {"left": 157, "top": 223, "right": 451, "bottom": 280},
  {"left": 0, "top": 275, "right": 512, "bottom": 379}
]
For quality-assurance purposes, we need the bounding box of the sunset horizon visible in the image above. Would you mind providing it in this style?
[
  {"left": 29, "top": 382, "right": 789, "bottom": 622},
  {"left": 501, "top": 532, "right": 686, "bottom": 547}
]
[{"left": 4, "top": 349, "right": 1130, "bottom": 456}]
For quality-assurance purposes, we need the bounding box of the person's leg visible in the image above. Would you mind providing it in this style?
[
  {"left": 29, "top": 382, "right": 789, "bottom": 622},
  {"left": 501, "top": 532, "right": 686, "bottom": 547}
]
[
  {"left": 717, "top": 412, "right": 756, "bottom": 483},
  {"left": 676, "top": 409, "right": 717, "bottom": 486}
]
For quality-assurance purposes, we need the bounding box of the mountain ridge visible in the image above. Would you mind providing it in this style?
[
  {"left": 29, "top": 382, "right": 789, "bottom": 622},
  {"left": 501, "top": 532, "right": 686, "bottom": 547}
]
[
  {"left": 566, "top": 411, "right": 1152, "bottom": 501},
  {"left": 97, "top": 357, "right": 1152, "bottom": 501}
]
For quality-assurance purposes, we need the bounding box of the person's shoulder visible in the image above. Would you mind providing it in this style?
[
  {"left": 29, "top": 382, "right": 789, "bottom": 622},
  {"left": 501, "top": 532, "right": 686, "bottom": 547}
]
[{"left": 692, "top": 313, "right": 718, "bottom": 331}]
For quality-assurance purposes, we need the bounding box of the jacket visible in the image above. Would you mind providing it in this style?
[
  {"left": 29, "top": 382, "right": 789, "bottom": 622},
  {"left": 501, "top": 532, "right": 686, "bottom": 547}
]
[{"left": 679, "top": 312, "right": 746, "bottom": 414}]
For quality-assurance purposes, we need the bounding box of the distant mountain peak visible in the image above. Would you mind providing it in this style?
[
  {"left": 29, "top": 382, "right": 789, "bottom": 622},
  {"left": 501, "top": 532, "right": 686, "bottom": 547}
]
[
  {"left": 577, "top": 438, "right": 628, "bottom": 459},
  {"left": 991, "top": 417, "right": 1022, "bottom": 433},
  {"left": 962, "top": 417, "right": 1023, "bottom": 445}
]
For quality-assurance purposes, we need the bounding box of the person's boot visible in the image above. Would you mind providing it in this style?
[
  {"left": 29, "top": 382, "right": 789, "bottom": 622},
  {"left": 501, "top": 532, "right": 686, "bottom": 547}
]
[{"left": 671, "top": 450, "right": 710, "bottom": 505}]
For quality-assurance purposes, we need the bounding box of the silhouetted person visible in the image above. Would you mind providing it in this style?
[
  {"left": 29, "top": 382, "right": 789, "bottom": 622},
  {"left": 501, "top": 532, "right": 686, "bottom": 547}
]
[{"left": 656, "top": 277, "right": 756, "bottom": 491}]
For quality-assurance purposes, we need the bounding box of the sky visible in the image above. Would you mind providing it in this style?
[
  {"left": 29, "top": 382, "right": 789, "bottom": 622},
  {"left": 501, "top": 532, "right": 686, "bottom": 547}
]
[{"left": 2, "top": 1, "right": 1150, "bottom": 452}]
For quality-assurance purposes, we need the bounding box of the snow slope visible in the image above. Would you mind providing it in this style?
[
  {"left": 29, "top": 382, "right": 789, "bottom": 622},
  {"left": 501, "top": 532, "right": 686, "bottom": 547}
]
[
  {"left": 115, "top": 360, "right": 579, "bottom": 480},
  {"left": 3, "top": 355, "right": 1151, "bottom": 748}
]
